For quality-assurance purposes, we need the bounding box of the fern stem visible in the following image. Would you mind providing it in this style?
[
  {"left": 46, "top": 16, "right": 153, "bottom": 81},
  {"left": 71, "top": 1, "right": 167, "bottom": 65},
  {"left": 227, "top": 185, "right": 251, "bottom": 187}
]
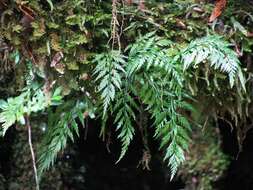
[{"left": 25, "top": 115, "right": 40, "bottom": 190}]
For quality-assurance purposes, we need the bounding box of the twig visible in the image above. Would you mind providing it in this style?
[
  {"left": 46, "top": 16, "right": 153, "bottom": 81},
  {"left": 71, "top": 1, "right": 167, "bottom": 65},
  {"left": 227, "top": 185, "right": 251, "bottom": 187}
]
[
  {"left": 108, "top": 0, "right": 121, "bottom": 50},
  {"left": 119, "top": 0, "right": 125, "bottom": 38},
  {"left": 25, "top": 115, "right": 40, "bottom": 190},
  {"left": 84, "top": 118, "right": 89, "bottom": 140},
  {"left": 137, "top": 105, "right": 151, "bottom": 170}
]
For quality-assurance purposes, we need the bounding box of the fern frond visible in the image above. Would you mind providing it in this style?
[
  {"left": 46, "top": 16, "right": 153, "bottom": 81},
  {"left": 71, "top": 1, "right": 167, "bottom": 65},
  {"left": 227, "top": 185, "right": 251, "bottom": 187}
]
[
  {"left": 182, "top": 35, "right": 243, "bottom": 88},
  {"left": 93, "top": 50, "right": 126, "bottom": 117},
  {"left": 137, "top": 73, "right": 191, "bottom": 179},
  {"left": 0, "top": 84, "right": 62, "bottom": 136},
  {"left": 38, "top": 100, "right": 86, "bottom": 176},
  {"left": 113, "top": 87, "right": 137, "bottom": 162},
  {"left": 125, "top": 33, "right": 192, "bottom": 179}
]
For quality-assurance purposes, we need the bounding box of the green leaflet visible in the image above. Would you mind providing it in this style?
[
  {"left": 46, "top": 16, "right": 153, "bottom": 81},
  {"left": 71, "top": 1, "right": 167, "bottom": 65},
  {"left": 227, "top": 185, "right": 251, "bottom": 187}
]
[{"left": 46, "top": 0, "right": 54, "bottom": 12}]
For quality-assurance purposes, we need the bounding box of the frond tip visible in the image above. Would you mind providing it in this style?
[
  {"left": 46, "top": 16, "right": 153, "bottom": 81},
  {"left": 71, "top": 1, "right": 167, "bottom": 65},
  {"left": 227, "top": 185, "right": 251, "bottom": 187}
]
[{"left": 114, "top": 90, "right": 136, "bottom": 162}]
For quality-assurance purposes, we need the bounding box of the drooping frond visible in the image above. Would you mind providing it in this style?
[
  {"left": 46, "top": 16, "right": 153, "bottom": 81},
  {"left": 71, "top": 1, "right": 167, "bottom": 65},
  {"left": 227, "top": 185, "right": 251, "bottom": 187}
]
[
  {"left": 93, "top": 50, "right": 126, "bottom": 117},
  {"left": 113, "top": 87, "right": 137, "bottom": 162},
  {"left": 126, "top": 33, "right": 192, "bottom": 178},
  {"left": 38, "top": 100, "right": 87, "bottom": 176},
  {"left": 136, "top": 72, "right": 192, "bottom": 179},
  {"left": 181, "top": 35, "right": 243, "bottom": 88}
]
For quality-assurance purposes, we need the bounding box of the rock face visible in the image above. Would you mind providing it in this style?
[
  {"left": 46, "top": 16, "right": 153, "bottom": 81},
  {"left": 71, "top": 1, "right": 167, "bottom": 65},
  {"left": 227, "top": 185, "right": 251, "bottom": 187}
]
[
  {"left": 4, "top": 127, "right": 61, "bottom": 190},
  {"left": 179, "top": 126, "right": 230, "bottom": 190},
  {"left": 0, "top": 123, "right": 86, "bottom": 190},
  {"left": 0, "top": 119, "right": 252, "bottom": 190}
]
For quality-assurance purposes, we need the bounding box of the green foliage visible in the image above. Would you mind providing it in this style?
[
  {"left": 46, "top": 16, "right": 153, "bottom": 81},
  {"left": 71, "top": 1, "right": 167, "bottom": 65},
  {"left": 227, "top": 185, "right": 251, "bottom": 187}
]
[
  {"left": 93, "top": 51, "right": 126, "bottom": 117},
  {"left": 113, "top": 87, "right": 137, "bottom": 162},
  {"left": 182, "top": 35, "right": 244, "bottom": 88},
  {"left": 0, "top": 0, "right": 252, "bottom": 186},
  {"left": 93, "top": 31, "right": 245, "bottom": 178},
  {"left": 139, "top": 74, "right": 191, "bottom": 179},
  {"left": 38, "top": 100, "right": 88, "bottom": 176},
  {"left": 112, "top": 32, "right": 242, "bottom": 178},
  {"left": 123, "top": 33, "right": 190, "bottom": 178},
  {"left": 0, "top": 84, "right": 62, "bottom": 135}
]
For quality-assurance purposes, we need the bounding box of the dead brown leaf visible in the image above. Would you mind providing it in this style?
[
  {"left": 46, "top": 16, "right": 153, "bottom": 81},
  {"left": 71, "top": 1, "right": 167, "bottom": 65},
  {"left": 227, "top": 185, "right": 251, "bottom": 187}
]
[{"left": 209, "top": 0, "right": 227, "bottom": 22}]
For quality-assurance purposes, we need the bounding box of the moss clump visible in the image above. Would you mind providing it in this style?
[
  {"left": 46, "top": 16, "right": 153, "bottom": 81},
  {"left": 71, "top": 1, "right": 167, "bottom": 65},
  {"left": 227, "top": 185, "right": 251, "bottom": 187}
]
[{"left": 179, "top": 126, "right": 230, "bottom": 190}]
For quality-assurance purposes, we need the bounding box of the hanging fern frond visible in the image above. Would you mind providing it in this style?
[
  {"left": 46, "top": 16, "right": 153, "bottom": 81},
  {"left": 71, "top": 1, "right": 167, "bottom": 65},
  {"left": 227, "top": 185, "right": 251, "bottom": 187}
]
[
  {"left": 136, "top": 72, "right": 192, "bottom": 179},
  {"left": 113, "top": 86, "right": 138, "bottom": 162},
  {"left": 181, "top": 35, "right": 244, "bottom": 88},
  {"left": 126, "top": 33, "right": 192, "bottom": 179},
  {"left": 38, "top": 100, "right": 87, "bottom": 176},
  {"left": 93, "top": 50, "right": 126, "bottom": 117}
]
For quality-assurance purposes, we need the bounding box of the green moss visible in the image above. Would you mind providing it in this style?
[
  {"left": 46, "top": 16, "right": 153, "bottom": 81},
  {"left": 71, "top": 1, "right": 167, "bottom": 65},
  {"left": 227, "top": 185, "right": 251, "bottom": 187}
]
[{"left": 180, "top": 127, "right": 230, "bottom": 190}]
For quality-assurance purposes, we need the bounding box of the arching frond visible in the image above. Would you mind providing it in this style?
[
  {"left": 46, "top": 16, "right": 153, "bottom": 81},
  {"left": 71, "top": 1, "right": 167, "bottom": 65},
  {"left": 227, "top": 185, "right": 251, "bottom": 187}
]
[{"left": 182, "top": 35, "right": 244, "bottom": 88}]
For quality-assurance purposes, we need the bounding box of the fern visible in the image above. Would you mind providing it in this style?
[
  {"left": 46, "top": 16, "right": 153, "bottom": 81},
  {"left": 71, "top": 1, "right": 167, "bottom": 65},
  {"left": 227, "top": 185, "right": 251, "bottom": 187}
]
[
  {"left": 125, "top": 33, "right": 192, "bottom": 178},
  {"left": 93, "top": 50, "right": 126, "bottom": 117},
  {"left": 35, "top": 33, "right": 244, "bottom": 180},
  {"left": 113, "top": 87, "right": 137, "bottom": 162},
  {"left": 0, "top": 84, "right": 62, "bottom": 136},
  {"left": 181, "top": 35, "right": 244, "bottom": 88},
  {"left": 38, "top": 100, "right": 87, "bottom": 176}
]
